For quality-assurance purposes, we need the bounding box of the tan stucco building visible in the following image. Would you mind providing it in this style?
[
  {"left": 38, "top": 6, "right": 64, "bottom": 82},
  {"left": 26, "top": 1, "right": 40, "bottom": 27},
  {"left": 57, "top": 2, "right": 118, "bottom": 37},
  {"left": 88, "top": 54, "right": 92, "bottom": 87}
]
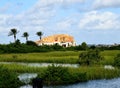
[{"left": 35, "top": 34, "right": 76, "bottom": 47}]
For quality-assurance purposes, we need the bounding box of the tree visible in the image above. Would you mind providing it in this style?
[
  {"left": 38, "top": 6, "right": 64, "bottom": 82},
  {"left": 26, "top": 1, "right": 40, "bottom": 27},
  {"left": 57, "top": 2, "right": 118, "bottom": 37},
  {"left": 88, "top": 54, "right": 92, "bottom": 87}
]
[
  {"left": 79, "top": 49, "right": 103, "bottom": 65},
  {"left": 8, "top": 28, "right": 19, "bottom": 42},
  {"left": 81, "top": 42, "right": 88, "bottom": 50},
  {"left": 36, "top": 31, "right": 43, "bottom": 40},
  {"left": 26, "top": 41, "right": 37, "bottom": 46},
  {"left": 22, "top": 32, "right": 29, "bottom": 42}
]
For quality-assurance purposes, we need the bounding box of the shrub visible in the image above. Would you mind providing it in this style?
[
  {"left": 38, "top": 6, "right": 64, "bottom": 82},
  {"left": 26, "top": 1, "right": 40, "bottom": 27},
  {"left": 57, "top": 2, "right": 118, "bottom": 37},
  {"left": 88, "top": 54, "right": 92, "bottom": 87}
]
[
  {"left": 0, "top": 65, "right": 22, "bottom": 88},
  {"left": 41, "top": 64, "right": 87, "bottom": 85},
  {"left": 26, "top": 41, "right": 37, "bottom": 46},
  {"left": 114, "top": 54, "right": 120, "bottom": 67},
  {"left": 79, "top": 49, "right": 103, "bottom": 65}
]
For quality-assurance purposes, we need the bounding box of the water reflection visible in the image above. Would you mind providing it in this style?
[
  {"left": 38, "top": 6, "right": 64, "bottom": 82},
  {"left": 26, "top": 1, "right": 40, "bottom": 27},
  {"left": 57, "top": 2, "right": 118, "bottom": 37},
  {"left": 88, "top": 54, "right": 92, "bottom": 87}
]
[
  {"left": 0, "top": 62, "right": 79, "bottom": 68},
  {"left": 18, "top": 73, "right": 37, "bottom": 85},
  {"left": 20, "top": 78, "right": 120, "bottom": 88}
]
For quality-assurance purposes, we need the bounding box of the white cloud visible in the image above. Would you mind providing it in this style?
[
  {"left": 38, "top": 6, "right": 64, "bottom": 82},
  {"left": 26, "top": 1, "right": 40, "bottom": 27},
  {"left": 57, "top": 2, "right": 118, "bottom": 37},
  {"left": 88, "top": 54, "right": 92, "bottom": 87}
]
[
  {"left": 56, "top": 18, "right": 76, "bottom": 31},
  {"left": 78, "top": 11, "right": 120, "bottom": 30},
  {"left": 0, "top": 14, "right": 13, "bottom": 32},
  {"left": 0, "top": 1, "right": 54, "bottom": 33},
  {"left": 93, "top": 0, "right": 120, "bottom": 9},
  {"left": 37, "top": 0, "right": 85, "bottom": 7},
  {"left": 0, "top": 0, "right": 85, "bottom": 34},
  {"left": 1, "top": 0, "right": 120, "bottom": 37}
]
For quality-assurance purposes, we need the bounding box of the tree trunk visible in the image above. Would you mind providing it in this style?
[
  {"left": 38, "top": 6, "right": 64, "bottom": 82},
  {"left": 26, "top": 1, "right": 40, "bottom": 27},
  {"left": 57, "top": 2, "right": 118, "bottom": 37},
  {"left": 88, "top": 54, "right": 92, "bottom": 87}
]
[{"left": 14, "top": 35, "right": 16, "bottom": 42}]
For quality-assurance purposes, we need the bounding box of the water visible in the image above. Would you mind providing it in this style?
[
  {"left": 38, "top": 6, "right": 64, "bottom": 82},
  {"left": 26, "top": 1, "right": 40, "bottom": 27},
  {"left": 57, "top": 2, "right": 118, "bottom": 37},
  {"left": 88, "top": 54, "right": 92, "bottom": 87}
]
[
  {"left": 104, "top": 65, "right": 115, "bottom": 70},
  {"left": 1, "top": 62, "right": 116, "bottom": 88},
  {"left": 18, "top": 73, "right": 37, "bottom": 84},
  {"left": 20, "top": 78, "right": 120, "bottom": 88},
  {"left": 0, "top": 62, "right": 79, "bottom": 68}
]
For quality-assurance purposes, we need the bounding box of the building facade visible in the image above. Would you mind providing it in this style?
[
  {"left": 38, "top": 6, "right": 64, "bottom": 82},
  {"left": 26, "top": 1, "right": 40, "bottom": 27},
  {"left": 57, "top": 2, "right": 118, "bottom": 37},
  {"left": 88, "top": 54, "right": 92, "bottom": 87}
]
[{"left": 35, "top": 34, "right": 76, "bottom": 47}]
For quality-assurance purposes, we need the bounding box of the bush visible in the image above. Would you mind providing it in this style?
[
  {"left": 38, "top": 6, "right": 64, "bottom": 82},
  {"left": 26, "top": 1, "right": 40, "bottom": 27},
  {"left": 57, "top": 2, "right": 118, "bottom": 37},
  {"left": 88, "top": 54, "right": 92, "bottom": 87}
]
[
  {"left": 26, "top": 41, "right": 38, "bottom": 46},
  {"left": 0, "top": 65, "right": 22, "bottom": 88},
  {"left": 79, "top": 49, "right": 103, "bottom": 65},
  {"left": 114, "top": 54, "right": 120, "bottom": 67},
  {"left": 41, "top": 64, "right": 87, "bottom": 85}
]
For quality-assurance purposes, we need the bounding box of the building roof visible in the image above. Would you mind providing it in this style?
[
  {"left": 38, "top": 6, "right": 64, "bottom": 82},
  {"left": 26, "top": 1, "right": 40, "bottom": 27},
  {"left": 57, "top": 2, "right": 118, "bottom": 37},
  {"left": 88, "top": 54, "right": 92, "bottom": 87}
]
[{"left": 36, "top": 34, "right": 75, "bottom": 44}]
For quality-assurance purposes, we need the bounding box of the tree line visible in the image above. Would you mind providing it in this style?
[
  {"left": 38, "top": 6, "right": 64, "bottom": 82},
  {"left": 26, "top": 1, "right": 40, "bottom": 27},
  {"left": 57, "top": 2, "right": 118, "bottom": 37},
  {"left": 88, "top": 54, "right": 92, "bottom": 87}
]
[{"left": 0, "top": 28, "right": 120, "bottom": 54}]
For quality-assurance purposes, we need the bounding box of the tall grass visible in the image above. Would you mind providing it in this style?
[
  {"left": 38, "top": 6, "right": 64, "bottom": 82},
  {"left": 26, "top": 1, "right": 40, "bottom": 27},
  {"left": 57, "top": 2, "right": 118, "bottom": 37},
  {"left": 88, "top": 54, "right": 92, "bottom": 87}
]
[
  {"left": 69, "top": 66, "right": 120, "bottom": 80},
  {"left": 1, "top": 64, "right": 120, "bottom": 85},
  {"left": 1, "top": 64, "right": 46, "bottom": 73},
  {"left": 0, "top": 50, "right": 120, "bottom": 85},
  {"left": 0, "top": 50, "right": 120, "bottom": 64},
  {"left": 100, "top": 50, "right": 120, "bottom": 65},
  {"left": 0, "top": 51, "right": 81, "bottom": 64}
]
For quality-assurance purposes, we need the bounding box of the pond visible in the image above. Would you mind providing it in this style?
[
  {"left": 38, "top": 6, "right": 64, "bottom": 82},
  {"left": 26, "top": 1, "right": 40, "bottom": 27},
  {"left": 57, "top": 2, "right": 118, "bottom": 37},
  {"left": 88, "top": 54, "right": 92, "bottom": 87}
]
[
  {"left": 18, "top": 73, "right": 37, "bottom": 84},
  {"left": 20, "top": 77, "right": 120, "bottom": 88},
  {"left": 0, "top": 62, "right": 79, "bottom": 68}
]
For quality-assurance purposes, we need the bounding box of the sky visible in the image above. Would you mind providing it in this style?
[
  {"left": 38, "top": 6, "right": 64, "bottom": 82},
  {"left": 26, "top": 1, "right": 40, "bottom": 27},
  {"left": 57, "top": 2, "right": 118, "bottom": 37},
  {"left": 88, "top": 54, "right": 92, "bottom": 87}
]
[{"left": 0, "top": 0, "right": 120, "bottom": 45}]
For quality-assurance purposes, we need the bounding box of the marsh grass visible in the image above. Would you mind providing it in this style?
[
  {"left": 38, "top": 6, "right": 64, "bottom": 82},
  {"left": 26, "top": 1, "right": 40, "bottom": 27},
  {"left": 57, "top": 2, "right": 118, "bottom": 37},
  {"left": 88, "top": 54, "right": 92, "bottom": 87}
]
[
  {"left": 1, "top": 64, "right": 46, "bottom": 73},
  {"left": 0, "top": 51, "right": 80, "bottom": 64},
  {"left": 0, "top": 50, "right": 120, "bottom": 65},
  {"left": 1, "top": 64, "right": 120, "bottom": 85},
  {"left": 68, "top": 66, "right": 120, "bottom": 80},
  {"left": 0, "top": 50, "right": 120, "bottom": 85}
]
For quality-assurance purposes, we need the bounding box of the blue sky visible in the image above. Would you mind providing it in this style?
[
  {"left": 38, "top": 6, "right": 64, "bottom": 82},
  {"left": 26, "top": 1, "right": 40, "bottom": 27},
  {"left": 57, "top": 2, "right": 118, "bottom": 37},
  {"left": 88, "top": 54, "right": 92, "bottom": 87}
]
[{"left": 0, "top": 0, "right": 120, "bottom": 44}]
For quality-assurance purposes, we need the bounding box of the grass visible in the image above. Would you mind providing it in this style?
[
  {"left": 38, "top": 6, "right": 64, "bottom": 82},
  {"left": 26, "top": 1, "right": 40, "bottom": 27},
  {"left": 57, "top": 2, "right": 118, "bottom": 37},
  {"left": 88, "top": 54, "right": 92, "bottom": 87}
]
[
  {"left": 69, "top": 66, "right": 120, "bottom": 80},
  {"left": 0, "top": 50, "right": 120, "bottom": 65},
  {"left": 1, "top": 64, "right": 120, "bottom": 84},
  {"left": 0, "top": 51, "right": 81, "bottom": 64},
  {"left": 0, "top": 50, "right": 120, "bottom": 85},
  {"left": 100, "top": 50, "right": 120, "bottom": 65},
  {"left": 1, "top": 64, "right": 46, "bottom": 73}
]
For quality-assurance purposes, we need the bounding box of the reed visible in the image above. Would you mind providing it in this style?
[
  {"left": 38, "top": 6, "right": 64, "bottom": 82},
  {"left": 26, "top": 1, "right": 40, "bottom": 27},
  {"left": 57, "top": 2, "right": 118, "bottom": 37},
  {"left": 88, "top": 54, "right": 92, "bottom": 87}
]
[
  {"left": 1, "top": 64, "right": 120, "bottom": 85},
  {"left": 1, "top": 64, "right": 46, "bottom": 73},
  {"left": 0, "top": 50, "right": 119, "bottom": 65},
  {"left": 0, "top": 51, "right": 80, "bottom": 64},
  {"left": 69, "top": 66, "right": 120, "bottom": 80}
]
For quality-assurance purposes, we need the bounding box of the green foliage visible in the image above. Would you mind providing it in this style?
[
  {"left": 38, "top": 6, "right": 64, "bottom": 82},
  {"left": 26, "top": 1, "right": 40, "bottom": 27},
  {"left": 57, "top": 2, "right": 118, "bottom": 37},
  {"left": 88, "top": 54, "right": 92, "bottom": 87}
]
[
  {"left": 26, "top": 41, "right": 37, "bottom": 46},
  {"left": 1, "top": 64, "right": 120, "bottom": 86},
  {"left": 42, "top": 64, "right": 87, "bottom": 85},
  {"left": 51, "top": 44, "right": 64, "bottom": 51},
  {"left": 79, "top": 49, "right": 103, "bottom": 65},
  {"left": 8, "top": 28, "right": 19, "bottom": 42},
  {"left": 114, "top": 54, "right": 120, "bottom": 67},
  {"left": 22, "top": 32, "right": 29, "bottom": 41},
  {"left": 74, "top": 42, "right": 88, "bottom": 50},
  {"left": 15, "top": 39, "right": 21, "bottom": 45},
  {"left": 81, "top": 42, "right": 88, "bottom": 50},
  {"left": 36, "top": 31, "right": 43, "bottom": 40},
  {"left": 0, "top": 65, "right": 22, "bottom": 88}
]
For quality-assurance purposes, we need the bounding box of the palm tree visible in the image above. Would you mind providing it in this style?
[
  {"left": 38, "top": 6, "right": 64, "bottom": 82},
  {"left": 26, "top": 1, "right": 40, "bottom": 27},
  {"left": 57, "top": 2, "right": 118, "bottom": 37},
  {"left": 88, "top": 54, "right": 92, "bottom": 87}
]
[
  {"left": 22, "top": 32, "right": 29, "bottom": 42},
  {"left": 8, "top": 28, "right": 19, "bottom": 42},
  {"left": 36, "top": 31, "right": 43, "bottom": 40}
]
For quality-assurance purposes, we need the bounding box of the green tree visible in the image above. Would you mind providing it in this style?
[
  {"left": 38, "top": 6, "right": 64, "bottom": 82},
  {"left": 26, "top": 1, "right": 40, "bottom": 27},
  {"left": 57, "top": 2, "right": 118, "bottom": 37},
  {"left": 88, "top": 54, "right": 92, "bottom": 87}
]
[
  {"left": 81, "top": 42, "right": 88, "bottom": 50},
  {"left": 8, "top": 28, "right": 19, "bottom": 42},
  {"left": 22, "top": 32, "right": 29, "bottom": 42},
  {"left": 26, "top": 41, "right": 37, "bottom": 46},
  {"left": 79, "top": 49, "right": 103, "bottom": 65},
  {"left": 36, "top": 31, "right": 43, "bottom": 40}
]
